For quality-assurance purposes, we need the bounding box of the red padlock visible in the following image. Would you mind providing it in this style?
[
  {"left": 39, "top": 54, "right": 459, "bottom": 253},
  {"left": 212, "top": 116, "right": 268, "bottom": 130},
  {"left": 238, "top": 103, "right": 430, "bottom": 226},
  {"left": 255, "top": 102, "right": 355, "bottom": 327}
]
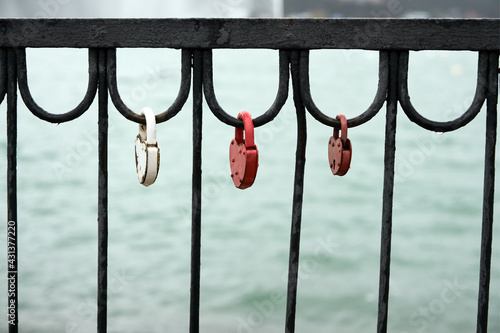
[
  {"left": 328, "top": 114, "right": 352, "bottom": 176},
  {"left": 229, "top": 111, "right": 259, "bottom": 189}
]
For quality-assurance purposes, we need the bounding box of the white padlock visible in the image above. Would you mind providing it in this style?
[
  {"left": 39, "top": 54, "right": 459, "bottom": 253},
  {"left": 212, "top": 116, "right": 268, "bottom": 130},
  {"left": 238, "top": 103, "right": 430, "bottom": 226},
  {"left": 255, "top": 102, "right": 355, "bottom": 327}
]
[{"left": 135, "top": 107, "right": 159, "bottom": 186}]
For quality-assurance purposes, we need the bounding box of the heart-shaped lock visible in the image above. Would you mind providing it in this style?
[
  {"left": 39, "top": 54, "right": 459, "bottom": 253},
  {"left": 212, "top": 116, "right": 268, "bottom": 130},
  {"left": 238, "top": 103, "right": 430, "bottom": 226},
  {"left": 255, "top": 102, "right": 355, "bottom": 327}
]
[
  {"left": 328, "top": 114, "right": 352, "bottom": 176},
  {"left": 135, "top": 107, "right": 160, "bottom": 186},
  {"left": 229, "top": 111, "right": 259, "bottom": 189}
]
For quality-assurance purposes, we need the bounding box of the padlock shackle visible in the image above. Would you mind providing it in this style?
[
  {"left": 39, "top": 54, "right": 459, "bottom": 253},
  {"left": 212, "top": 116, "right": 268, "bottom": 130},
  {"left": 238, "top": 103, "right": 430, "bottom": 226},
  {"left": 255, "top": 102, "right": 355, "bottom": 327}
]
[
  {"left": 139, "top": 107, "right": 157, "bottom": 144},
  {"left": 334, "top": 114, "right": 348, "bottom": 145},
  {"left": 235, "top": 111, "right": 255, "bottom": 148}
]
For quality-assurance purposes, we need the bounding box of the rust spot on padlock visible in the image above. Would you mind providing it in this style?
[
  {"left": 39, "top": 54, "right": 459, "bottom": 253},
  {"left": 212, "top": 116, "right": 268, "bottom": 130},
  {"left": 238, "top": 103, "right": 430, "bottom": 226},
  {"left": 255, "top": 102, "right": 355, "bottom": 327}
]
[
  {"left": 229, "top": 111, "right": 259, "bottom": 189},
  {"left": 328, "top": 114, "right": 352, "bottom": 176}
]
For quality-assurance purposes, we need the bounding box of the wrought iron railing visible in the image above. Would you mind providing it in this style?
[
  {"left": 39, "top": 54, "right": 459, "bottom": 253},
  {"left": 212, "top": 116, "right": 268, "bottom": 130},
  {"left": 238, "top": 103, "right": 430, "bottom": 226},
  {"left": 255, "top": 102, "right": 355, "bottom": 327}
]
[{"left": 0, "top": 18, "right": 499, "bottom": 333}]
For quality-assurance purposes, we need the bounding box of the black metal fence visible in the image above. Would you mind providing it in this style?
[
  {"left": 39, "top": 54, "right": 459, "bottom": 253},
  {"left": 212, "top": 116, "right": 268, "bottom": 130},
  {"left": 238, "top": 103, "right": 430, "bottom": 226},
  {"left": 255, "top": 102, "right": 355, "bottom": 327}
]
[{"left": 0, "top": 18, "right": 499, "bottom": 333}]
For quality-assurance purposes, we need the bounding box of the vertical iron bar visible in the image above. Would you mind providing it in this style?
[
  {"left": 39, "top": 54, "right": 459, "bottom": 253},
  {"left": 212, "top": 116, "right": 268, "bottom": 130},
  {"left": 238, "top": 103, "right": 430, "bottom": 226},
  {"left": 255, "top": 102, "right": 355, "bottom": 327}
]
[
  {"left": 6, "top": 49, "right": 18, "bottom": 333},
  {"left": 1, "top": 49, "right": 7, "bottom": 105},
  {"left": 376, "top": 50, "right": 398, "bottom": 333},
  {"left": 190, "top": 49, "right": 202, "bottom": 333},
  {"left": 285, "top": 50, "right": 306, "bottom": 333},
  {"left": 97, "top": 48, "right": 109, "bottom": 333},
  {"left": 476, "top": 51, "right": 499, "bottom": 333}
]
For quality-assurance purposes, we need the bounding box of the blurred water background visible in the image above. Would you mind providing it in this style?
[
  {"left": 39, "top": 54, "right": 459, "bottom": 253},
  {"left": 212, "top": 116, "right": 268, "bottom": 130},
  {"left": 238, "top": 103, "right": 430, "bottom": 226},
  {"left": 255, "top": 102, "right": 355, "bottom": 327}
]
[{"left": 0, "top": 1, "right": 499, "bottom": 333}]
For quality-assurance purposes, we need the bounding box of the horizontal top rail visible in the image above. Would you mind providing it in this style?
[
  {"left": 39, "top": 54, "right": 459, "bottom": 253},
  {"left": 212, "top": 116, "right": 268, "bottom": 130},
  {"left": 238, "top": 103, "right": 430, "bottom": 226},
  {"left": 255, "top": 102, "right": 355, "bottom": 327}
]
[{"left": 0, "top": 18, "right": 499, "bottom": 50}]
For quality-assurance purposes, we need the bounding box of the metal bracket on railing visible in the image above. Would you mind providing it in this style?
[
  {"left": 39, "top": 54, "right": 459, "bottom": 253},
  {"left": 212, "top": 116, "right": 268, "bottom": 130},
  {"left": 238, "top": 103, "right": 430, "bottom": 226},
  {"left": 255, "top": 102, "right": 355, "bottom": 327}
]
[
  {"left": 203, "top": 49, "right": 290, "bottom": 128},
  {"left": 398, "top": 51, "right": 490, "bottom": 132},
  {"left": 107, "top": 48, "right": 192, "bottom": 124},
  {"left": 16, "top": 48, "right": 99, "bottom": 123},
  {"left": 299, "top": 50, "right": 389, "bottom": 129}
]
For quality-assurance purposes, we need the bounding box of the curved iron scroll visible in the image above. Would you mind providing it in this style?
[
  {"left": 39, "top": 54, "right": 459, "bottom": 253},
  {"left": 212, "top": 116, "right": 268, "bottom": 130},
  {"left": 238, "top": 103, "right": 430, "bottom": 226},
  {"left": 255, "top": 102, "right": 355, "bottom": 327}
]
[
  {"left": 398, "top": 51, "right": 489, "bottom": 132},
  {"left": 203, "top": 49, "right": 290, "bottom": 128},
  {"left": 0, "top": 49, "right": 6, "bottom": 105},
  {"left": 300, "top": 50, "right": 389, "bottom": 128},
  {"left": 107, "top": 48, "right": 192, "bottom": 124},
  {"left": 17, "top": 48, "right": 98, "bottom": 123}
]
